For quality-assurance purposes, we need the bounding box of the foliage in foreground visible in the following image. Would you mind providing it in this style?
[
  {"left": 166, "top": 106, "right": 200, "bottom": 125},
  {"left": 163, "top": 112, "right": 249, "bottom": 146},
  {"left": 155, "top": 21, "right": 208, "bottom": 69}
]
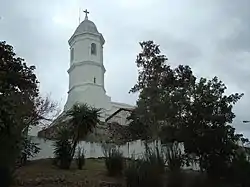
[
  {"left": 225, "top": 150, "right": 250, "bottom": 187},
  {"left": 125, "top": 147, "right": 166, "bottom": 187},
  {"left": 103, "top": 145, "right": 124, "bottom": 176},
  {"left": 53, "top": 128, "right": 72, "bottom": 169},
  {"left": 65, "top": 103, "right": 101, "bottom": 160},
  {"left": 17, "top": 136, "right": 41, "bottom": 166},
  {"left": 52, "top": 103, "right": 101, "bottom": 170},
  {"left": 128, "top": 40, "right": 249, "bottom": 182},
  {"left": 0, "top": 41, "right": 58, "bottom": 187},
  {"left": 163, "top": 142, "right": 184, "bottom": 172},
  {"left": 75, "top": 147, "right": 85, "bottom": 170}
]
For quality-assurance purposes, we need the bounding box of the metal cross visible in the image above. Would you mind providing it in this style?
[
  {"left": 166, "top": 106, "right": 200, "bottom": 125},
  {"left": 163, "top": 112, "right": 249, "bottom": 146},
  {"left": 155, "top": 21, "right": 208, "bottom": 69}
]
[{"left": 83, "top": 9, "right": 89, "bottom": 20}]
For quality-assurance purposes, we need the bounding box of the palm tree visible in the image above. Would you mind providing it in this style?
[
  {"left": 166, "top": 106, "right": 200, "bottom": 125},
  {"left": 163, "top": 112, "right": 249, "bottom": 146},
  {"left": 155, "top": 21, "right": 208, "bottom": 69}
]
[{"left": 65, "top": 103, "right": 101, "bottom": 159}]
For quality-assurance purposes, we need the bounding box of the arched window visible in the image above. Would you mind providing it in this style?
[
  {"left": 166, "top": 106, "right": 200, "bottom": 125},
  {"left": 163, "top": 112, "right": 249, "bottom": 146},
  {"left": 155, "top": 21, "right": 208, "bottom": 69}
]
[
  {"left": 70, "top": 48, "right": 74, "bottom": 61},
  {"left": 91, "top": 43, "right": 97, "bottom": 55}
]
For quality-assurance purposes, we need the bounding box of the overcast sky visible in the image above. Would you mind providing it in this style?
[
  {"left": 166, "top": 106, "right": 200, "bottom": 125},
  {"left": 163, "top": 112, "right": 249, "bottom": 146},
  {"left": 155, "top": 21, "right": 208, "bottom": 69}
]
[{"left": 1, "top": 0, "right": 250, "bottom": 137}]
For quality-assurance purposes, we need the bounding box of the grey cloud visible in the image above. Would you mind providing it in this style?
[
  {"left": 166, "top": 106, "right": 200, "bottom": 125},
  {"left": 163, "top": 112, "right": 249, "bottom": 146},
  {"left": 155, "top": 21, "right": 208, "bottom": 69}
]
[
  {"left": 1, "top": 0, "right": 250, "bottom": 137},
  {"left": 216, "top": 0, "right": 250, "bottom": 52},
  {"left": 153, "top": 33, "right": 202, "bottom": 64}
]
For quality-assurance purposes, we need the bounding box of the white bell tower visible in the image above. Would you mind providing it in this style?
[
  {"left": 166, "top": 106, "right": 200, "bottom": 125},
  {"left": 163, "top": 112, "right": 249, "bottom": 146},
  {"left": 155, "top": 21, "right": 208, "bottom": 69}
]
[{"left": 64, "top": 10, "right": 111, "bottom": 111}]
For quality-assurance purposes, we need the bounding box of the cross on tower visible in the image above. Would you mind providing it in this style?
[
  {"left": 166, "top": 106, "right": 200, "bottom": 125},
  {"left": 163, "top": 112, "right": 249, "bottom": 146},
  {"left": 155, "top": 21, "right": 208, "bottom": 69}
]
[{"left": 83, "top": 9, "right": 89, "bottom": 20}]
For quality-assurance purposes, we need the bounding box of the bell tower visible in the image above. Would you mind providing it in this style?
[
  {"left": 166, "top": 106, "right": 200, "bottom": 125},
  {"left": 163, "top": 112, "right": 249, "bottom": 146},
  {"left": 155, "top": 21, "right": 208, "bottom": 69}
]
[{"left": 64, "top": 10, "right": 111, "bottom": 111}]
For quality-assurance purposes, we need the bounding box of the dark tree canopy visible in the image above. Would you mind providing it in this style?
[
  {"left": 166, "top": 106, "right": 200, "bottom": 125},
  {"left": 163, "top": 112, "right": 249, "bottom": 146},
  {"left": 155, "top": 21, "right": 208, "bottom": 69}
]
[
  {"left": 0, "top": 41, "right": 39, "bottom": 133},
  {"left": 0, "top": 41, "right": 58, "bottom": 175},
  {"left": 129, "top": 40, "right": 248, "bottom": 179}
]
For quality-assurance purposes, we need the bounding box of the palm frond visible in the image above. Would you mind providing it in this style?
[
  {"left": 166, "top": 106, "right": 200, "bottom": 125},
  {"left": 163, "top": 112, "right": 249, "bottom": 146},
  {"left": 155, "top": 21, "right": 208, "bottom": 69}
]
[{"left": 65, "top": 103, "right": 101, "bottom": 142}]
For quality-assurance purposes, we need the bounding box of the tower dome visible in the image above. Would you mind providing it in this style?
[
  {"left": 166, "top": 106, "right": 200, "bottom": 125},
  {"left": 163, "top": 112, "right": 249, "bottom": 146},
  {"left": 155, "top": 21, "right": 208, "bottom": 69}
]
[
  {"left": 68, "top": 9, "right": 104, "bottom": 45},
  {"left": 74, "top": 19, "right": 99, "bottom": 35}
]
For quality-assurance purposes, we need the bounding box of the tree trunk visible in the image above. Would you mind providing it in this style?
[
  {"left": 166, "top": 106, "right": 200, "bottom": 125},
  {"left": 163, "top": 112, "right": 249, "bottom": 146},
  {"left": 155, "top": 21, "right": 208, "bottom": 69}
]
[{"left": 71, "top": 139, "right": 78, "bottom": 160}]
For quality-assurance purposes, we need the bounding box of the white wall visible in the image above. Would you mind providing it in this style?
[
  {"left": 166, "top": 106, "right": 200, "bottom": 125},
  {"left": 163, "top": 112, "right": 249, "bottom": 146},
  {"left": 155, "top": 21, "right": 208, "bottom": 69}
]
[
  {"left": 30, "top": 136, "right": 145, "bottom": 160},
  {"left": 30, "top": 136, "right": 199, "bottom": 170}
]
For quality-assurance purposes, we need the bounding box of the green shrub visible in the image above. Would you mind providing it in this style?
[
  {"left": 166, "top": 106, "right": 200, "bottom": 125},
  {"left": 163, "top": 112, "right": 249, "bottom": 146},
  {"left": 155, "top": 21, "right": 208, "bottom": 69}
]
[
  {"left": 227, "top": 151, "right": 250, "bottom": 187},
  {"left": 164, "top": 142, "right": 184, "bottom": 172},
  {"left": 17, "top": 136, "right": 41, "bottom": 166},
  {"left": 103, "top": 146, "right": 124, "bottom": 176},
  {"left": 125, "top": 159, "right": 141, "bottom": 187},
  {"left": 75, "top": 147, "right": 85, "bottom": 170},
  {"left": 53, "top": 128, "right": 72, "bottom": 169},
  {"left": 125, "top": 147, "right": 165, "bottom": 187},
  {"left": 125, "top": 160, "right": 164, "bottom": 187},
  {"left": 144, "top": 146, "right": 166, "bottom": 174},
  {"left": 162, "top": 143, "right": 185, "bottom": 187}
]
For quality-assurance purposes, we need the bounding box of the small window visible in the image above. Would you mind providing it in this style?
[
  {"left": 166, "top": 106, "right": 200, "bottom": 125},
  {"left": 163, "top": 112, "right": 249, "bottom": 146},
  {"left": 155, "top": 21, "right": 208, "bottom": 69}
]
[
  {"left": 91, "top": 43, "right": 97, "bottom": 55},
  {"left": 70, "top": 48, "right": 74, "bottom": 61}
]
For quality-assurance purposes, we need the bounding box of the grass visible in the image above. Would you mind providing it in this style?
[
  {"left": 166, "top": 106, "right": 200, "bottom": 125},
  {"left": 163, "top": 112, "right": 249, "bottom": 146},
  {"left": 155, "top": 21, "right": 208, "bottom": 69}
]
[
  {"left": 11, "top": 158, "right": 206, "bottom": 187},
  {"left": 12, "top": 158, "right": 124, "bottom": 187}
]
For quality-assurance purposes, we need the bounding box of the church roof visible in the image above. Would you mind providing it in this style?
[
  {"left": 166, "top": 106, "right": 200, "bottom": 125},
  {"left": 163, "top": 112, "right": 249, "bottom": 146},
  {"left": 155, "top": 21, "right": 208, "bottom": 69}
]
[
  {"left": 73, "top": 19, "right": 99, "bottom": 36},
  {"left": 68, "top": 11, "right": 104, "bottom": 45}
]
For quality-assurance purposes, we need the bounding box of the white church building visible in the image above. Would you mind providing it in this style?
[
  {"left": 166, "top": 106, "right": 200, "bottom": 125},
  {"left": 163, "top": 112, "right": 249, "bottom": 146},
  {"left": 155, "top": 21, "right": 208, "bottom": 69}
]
[
  {"left": 28, "top": 11, "right": 147, "bottom": 160},
  {"left": 28, "top": 12, "right": 199, "bottom": 171}
]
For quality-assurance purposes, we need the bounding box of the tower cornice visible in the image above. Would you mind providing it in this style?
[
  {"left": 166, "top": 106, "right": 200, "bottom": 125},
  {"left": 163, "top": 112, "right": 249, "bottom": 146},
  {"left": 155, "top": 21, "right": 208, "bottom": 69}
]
[
  {"left": 68, "top": 82, "right": 106, "bottom": 94},
  {"left": 68, "top": 32, "right": 105, "bottom": 46},
  {"left": 67, "top": 61, "right": 106, "bottom": 74}
]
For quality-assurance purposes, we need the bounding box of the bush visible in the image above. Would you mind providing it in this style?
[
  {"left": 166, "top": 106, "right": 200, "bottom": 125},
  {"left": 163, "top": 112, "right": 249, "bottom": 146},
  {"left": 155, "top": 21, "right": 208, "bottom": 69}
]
[
  {"left": 75, "top": 147, "right": 85, "bottom": 170},
  {"left": 53, "top": 128, "right": 72, "bottom": 169},
  {"left": 17, "top": 136, "right": 41, "bottom": 166},
  {"left": 125, "top": 147, "right": 165, "bottom": 187},
  {"left": 227, "top": 151, "right": 250, "bottom": 187},
  {"left": 125, "top": 159, "right": 141, "bottom": 187},
  {"left": 145, "top": 146, "right": 166, "bottom": 174},
  {"left": 103, "top": 146, "right": 124, "bottom": 176},
  {"left": 164, "top": 142, "right": 184, "bottom": 172}
]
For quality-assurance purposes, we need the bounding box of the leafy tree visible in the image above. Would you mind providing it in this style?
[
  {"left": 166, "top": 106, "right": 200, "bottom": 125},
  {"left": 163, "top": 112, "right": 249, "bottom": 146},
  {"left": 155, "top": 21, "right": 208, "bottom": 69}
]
[
  {"left": 0, "top": 41, "right": 58, "bottom": 185},
  {"left": 129, "top": 41, "right": 169, "bottom": 141},
  {"left": 129, "top": 41, "right": 248, "bottom": 181},
  {"left": 182, "top": 77, "right": 249, "bottom": 182},
  {"left": 65, "top": 103, "right": 101, "bottom": 159},
  {"left": 129, "top": 41, "right": 192, "bottom": 143},
  {"left": 0, "top": 41, "right": 39, "bottom": 173}
]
